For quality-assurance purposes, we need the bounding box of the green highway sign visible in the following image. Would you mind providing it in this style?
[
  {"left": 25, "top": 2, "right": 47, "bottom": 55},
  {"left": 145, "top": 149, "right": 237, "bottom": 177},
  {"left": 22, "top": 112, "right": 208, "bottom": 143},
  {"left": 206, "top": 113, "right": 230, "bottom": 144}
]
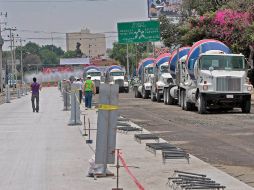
[{"left": 117, "top": 20, "right": 160, "bottom": 44}]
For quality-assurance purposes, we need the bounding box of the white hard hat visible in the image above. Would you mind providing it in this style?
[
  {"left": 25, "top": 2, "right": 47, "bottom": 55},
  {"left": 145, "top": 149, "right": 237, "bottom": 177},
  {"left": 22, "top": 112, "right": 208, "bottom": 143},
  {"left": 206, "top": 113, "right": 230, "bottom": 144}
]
[{"left": 87, "top": 75, "right": 91, "bottom": 78}]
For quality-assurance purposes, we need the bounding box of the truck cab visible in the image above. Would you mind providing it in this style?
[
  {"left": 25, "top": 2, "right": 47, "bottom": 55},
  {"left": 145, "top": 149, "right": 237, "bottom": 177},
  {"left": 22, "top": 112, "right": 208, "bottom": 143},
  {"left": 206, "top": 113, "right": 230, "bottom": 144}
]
[
  {"left": 194, "top": 52, "right": 253, "bottom": 113},
  {"left": 134, "top": 58, "right": 155, "bottom": 99},
  {"left": 150, "top": 53, "right": 172, "bottom": 102},
  {"left": 106, "top": 66, "right": 129, "bottom": 93},
  {"left": 84, "top": 67, "right": 102, "bottom": 93},
  {"left": 151, "top": 62, "right": 173, "bottom": 102},
  {"left": 138, "top": 64, "right": 154, "bottom": 99}
]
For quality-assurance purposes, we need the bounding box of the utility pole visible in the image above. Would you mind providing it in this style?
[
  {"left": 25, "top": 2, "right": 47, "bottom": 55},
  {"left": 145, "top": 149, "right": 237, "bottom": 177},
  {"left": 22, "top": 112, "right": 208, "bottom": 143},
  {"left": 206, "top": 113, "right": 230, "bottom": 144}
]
[
  {"left": 5, "top": 27, "right": 17, "bottom": 87},
  {"left": 13, "top": 35, "right": 17, "bottom": 82},
  {"left": 0, "top": 12, "right": 7, "bottom": 93},
  {"left": 17, "top": 38, "right": 25, "bottom": 84}
]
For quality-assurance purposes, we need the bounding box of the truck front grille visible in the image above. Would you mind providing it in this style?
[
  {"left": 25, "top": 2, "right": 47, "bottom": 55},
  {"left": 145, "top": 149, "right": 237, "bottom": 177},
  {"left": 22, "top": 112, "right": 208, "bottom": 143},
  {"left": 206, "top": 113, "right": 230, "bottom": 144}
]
[
  {"left": 115, "top": 79, "right": 124, "bottom": 87},
  {"left": 216, "top": 77, "right": 241, "bottom": 92},
  {"left": 93, "top": 80, "right": 100, "bottom": 87}
]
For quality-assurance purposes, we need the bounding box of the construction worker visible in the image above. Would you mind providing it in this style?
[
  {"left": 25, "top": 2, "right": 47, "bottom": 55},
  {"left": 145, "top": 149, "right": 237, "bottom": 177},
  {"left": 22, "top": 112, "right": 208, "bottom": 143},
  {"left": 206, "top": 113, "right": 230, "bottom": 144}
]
[{"left": 84, "top": 75, "right": 96, "bottom": 109}]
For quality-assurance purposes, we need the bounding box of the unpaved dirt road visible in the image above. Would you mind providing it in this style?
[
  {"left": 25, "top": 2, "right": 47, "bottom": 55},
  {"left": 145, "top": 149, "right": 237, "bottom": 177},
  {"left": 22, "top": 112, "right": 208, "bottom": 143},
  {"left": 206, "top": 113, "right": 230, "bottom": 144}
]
[{"left": 118, "top": 92, "right": 254, "bottom": 187}]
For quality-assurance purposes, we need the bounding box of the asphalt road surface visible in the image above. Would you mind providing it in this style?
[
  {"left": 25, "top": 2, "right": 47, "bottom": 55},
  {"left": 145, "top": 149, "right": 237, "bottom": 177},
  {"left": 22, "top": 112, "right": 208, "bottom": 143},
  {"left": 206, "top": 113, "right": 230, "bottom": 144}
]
[{"left": 117, "top": 91, "right": 254, "bottom": 188}]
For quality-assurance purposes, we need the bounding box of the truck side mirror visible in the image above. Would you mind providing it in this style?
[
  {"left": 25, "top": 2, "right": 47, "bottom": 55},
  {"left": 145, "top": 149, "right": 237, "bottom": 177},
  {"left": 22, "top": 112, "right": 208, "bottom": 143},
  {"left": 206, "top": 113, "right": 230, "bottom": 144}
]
[{"left": 245, "top": 58, "right": 251, "bottom": 70}]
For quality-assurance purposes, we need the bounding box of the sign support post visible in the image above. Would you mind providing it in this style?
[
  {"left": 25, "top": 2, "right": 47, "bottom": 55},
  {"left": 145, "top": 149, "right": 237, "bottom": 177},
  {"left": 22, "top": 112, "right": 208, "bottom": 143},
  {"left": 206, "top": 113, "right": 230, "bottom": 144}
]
[{"left": 126, "top": 44, "right": 130, "bottom": 79}]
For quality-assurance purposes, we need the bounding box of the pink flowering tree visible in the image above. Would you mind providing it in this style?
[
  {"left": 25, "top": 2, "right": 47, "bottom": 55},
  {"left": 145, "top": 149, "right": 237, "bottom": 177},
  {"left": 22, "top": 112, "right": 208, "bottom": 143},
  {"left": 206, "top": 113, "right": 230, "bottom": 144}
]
[{"left": 180, "top": 9, "right": 254, "bottom": 55}]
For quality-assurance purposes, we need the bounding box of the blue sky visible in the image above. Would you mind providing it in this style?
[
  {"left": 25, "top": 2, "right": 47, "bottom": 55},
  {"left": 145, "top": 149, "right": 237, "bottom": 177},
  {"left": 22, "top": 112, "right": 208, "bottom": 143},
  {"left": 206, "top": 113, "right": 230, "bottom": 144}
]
[{"left": 1, "top": 0, "right": 149, "bottom": 50}]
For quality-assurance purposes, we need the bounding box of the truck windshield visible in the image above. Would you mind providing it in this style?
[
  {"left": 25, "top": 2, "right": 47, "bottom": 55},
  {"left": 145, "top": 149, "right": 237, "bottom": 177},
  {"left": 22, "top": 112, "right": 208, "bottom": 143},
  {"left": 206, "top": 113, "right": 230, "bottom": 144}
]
[
  {"left": 110, "top": 72, "right": 124, "bottom": 76},
  {"left": 161, "top": 65, "right": 169, "bottom": 73},
  {"left": 200, "top": 55, "right": 245, "bottom": 70},
  {"left": 87, "top": 72, "right": 101, "bottom": 76},
  {"left": 146, "top": 67, "right": 154, "bottom": 74}
]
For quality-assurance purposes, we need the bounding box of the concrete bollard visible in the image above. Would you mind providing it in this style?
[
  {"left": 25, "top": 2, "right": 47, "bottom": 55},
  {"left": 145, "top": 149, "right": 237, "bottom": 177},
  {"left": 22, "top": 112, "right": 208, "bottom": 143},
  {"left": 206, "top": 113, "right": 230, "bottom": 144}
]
[
  {"left": 68, "top": 85, "right": 82, "bottom": 125},
  {"left": 17, "top": 87, "right": 21, "bottom": 98},
  {"left": 25, "top": 85, "right": 28, "bottom": 95},
  {"left": 21, "top": 85, "right": 25, "bottom": 96},
  {"left": 63, "top": 84, "right": 70, "bottom": 111},
  {"left": 5, "top": 85, "right": 11, "bottom": 103},
  {"left": 20, "top": 86, "right": 24, "bottom": 96}
]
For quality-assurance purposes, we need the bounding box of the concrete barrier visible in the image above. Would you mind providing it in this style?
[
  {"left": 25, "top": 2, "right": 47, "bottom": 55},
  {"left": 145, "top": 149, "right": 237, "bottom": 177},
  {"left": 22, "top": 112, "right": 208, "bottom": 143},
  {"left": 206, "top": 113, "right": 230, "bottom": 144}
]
[
  {"left": 17, "top": 87, "right": 21, "bottom": 98},
  {"left": 68, "top": 84, "right": 82, "bottom": 125},
  {"left": 5, "top": 85, "right": 11, "bottom": 103}
]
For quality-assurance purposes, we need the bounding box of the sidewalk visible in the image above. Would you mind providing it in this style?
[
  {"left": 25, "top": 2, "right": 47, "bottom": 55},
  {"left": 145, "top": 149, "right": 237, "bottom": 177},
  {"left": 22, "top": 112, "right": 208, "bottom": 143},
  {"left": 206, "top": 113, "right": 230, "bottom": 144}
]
[
  {"left": 0, "top": 87, "right": 253, "bottom": 190},
  {"left": 0, "top": 88, "right": 114, "bottom": 190}
]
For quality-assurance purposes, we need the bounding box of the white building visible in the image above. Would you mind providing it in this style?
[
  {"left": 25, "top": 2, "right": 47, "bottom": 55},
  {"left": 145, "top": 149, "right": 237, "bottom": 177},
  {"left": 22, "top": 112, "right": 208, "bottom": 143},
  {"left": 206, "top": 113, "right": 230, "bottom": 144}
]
[{"left": 66, "top": 29, "right": 106, "bottom": 58}]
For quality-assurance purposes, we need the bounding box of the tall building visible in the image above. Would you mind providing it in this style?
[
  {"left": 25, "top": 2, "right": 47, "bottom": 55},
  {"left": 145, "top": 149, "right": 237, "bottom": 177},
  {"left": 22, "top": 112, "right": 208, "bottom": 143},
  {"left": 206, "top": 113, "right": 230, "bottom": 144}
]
[{"left": 66, "top": 28, "right": 106, "bottom": 58}]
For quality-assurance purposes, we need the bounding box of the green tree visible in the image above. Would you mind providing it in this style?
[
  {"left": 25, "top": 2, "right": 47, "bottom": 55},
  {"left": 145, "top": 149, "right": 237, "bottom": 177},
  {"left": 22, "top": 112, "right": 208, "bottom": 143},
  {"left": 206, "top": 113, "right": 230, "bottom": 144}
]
[
  {"left": 159, "top": 16, "right": 182, "bottom": 48},
  {"left": 62, "top": 50, "right": 77, "bottom": 58},
  {"left": 39, "top": 49, "right": 59, "bottom": 65},
  {"left": 223, "top": 0, "right": 254, "bottom": 12},
  {"left": 41, "top": 45, "right": 64, "bottom": 57},
  {"left": 23, "top": 54, "right": 41, "bottom": 72},
  {"left": 182, "top": 0, "right": 217, "bottom": 17},
  {"left": 23, "top": 42, "right": 40, "bottom": 55}
]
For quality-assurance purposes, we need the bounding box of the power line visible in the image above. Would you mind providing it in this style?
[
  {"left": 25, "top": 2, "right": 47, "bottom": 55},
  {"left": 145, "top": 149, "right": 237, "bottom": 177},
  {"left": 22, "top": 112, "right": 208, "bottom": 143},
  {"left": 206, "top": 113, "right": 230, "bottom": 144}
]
[
  {"left": 0, "top": 0, "right": 109, "bottom": 2},
  {"left": 23, "top": 35, "right": 117, "bottom": 40},
  {"left": 18, "top": 29, "right": 117, "bottom": 34}
]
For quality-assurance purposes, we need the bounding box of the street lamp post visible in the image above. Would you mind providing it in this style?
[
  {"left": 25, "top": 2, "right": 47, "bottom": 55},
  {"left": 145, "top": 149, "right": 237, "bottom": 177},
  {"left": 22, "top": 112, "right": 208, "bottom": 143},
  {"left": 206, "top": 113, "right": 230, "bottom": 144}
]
[
  {"left": 19, "top": 39, "right": 25, "bottom": 84},
  {"left": 0, "top": 29, "right": 4, "bottom": 93}
]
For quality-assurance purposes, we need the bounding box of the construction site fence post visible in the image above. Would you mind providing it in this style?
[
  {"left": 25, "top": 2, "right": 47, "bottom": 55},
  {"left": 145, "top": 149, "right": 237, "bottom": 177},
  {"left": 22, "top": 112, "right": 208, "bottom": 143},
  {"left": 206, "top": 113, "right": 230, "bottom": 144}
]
[
  {"left": 68, "top": 85, "right": 82, "bottom": 125},
  {"left": 17, "top": 87, "right": 21, "bottom": 98}
]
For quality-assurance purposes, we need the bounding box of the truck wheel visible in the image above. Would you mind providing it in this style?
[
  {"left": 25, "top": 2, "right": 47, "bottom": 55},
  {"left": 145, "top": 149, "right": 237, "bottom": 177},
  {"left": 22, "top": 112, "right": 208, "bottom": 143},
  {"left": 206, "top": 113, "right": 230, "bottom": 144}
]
[
  {"left": 156, "top": 91, "right": 161, "bottom": 102},
  {"left": 178, "top": 89, "right": 181, "bottom": 106},
  {"left": 242, "top": 98, "right": 251, "bottom": 113},
  {"left": 137, "top": 91, "right": 142, "bottom": 98},
  {"left": 184, "top": 93, "right": 192, "bottom": 111},
  {"left": 163, "top": 90, "right": 167, "bottom": 104},
  {"left": 134, "top": 87, "right": 141, "bottom": 98},
  {"left": 134, "top": 88, "right": 138, "bottom": 98},
  {"left": 142, "top": 89, "right": 145, "bottom": 99},
  {"left": 197, "top": 94, "right": 206, "bottom": 114},
  {"left": 151, "top": 91, "right": 156, "bottom": 102},
  {"left": 142, "top": 89, "right": 149, "bottom": 99},
  {"left": 181, "top": 90, "right": 185, "bottom": 110},
  {"left": 167, "top": 88, "right": 174, "bottom": 105}
]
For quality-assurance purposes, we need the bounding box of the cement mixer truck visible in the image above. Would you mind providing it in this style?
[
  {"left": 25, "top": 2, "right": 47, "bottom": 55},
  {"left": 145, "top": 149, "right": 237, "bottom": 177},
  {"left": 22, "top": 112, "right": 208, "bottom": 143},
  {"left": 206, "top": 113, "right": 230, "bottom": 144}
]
[
  {"left": 177, "top": 39, "right": 253, "bottom": 114},
  {"left": 163, "top": 47, "right": 191, "bottom": 105},
  {"left": 134, "top": 58, "right": 154, "bottom": 99},
  {"left": 105, "top": 65, "right": 129, "bottom": 93},
  {"left": 83, "top": 66, "right": 102, "bottom": 93},
  {"left": 151, "top": 53, "right": 173, "bottom": 102}
]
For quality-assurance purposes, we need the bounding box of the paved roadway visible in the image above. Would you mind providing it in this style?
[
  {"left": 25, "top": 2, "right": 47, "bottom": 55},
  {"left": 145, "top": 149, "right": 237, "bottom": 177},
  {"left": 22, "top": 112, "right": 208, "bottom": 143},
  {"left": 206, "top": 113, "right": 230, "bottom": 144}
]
[{"left": 118, "top": 91, "right": 254, "bottom": 187}]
